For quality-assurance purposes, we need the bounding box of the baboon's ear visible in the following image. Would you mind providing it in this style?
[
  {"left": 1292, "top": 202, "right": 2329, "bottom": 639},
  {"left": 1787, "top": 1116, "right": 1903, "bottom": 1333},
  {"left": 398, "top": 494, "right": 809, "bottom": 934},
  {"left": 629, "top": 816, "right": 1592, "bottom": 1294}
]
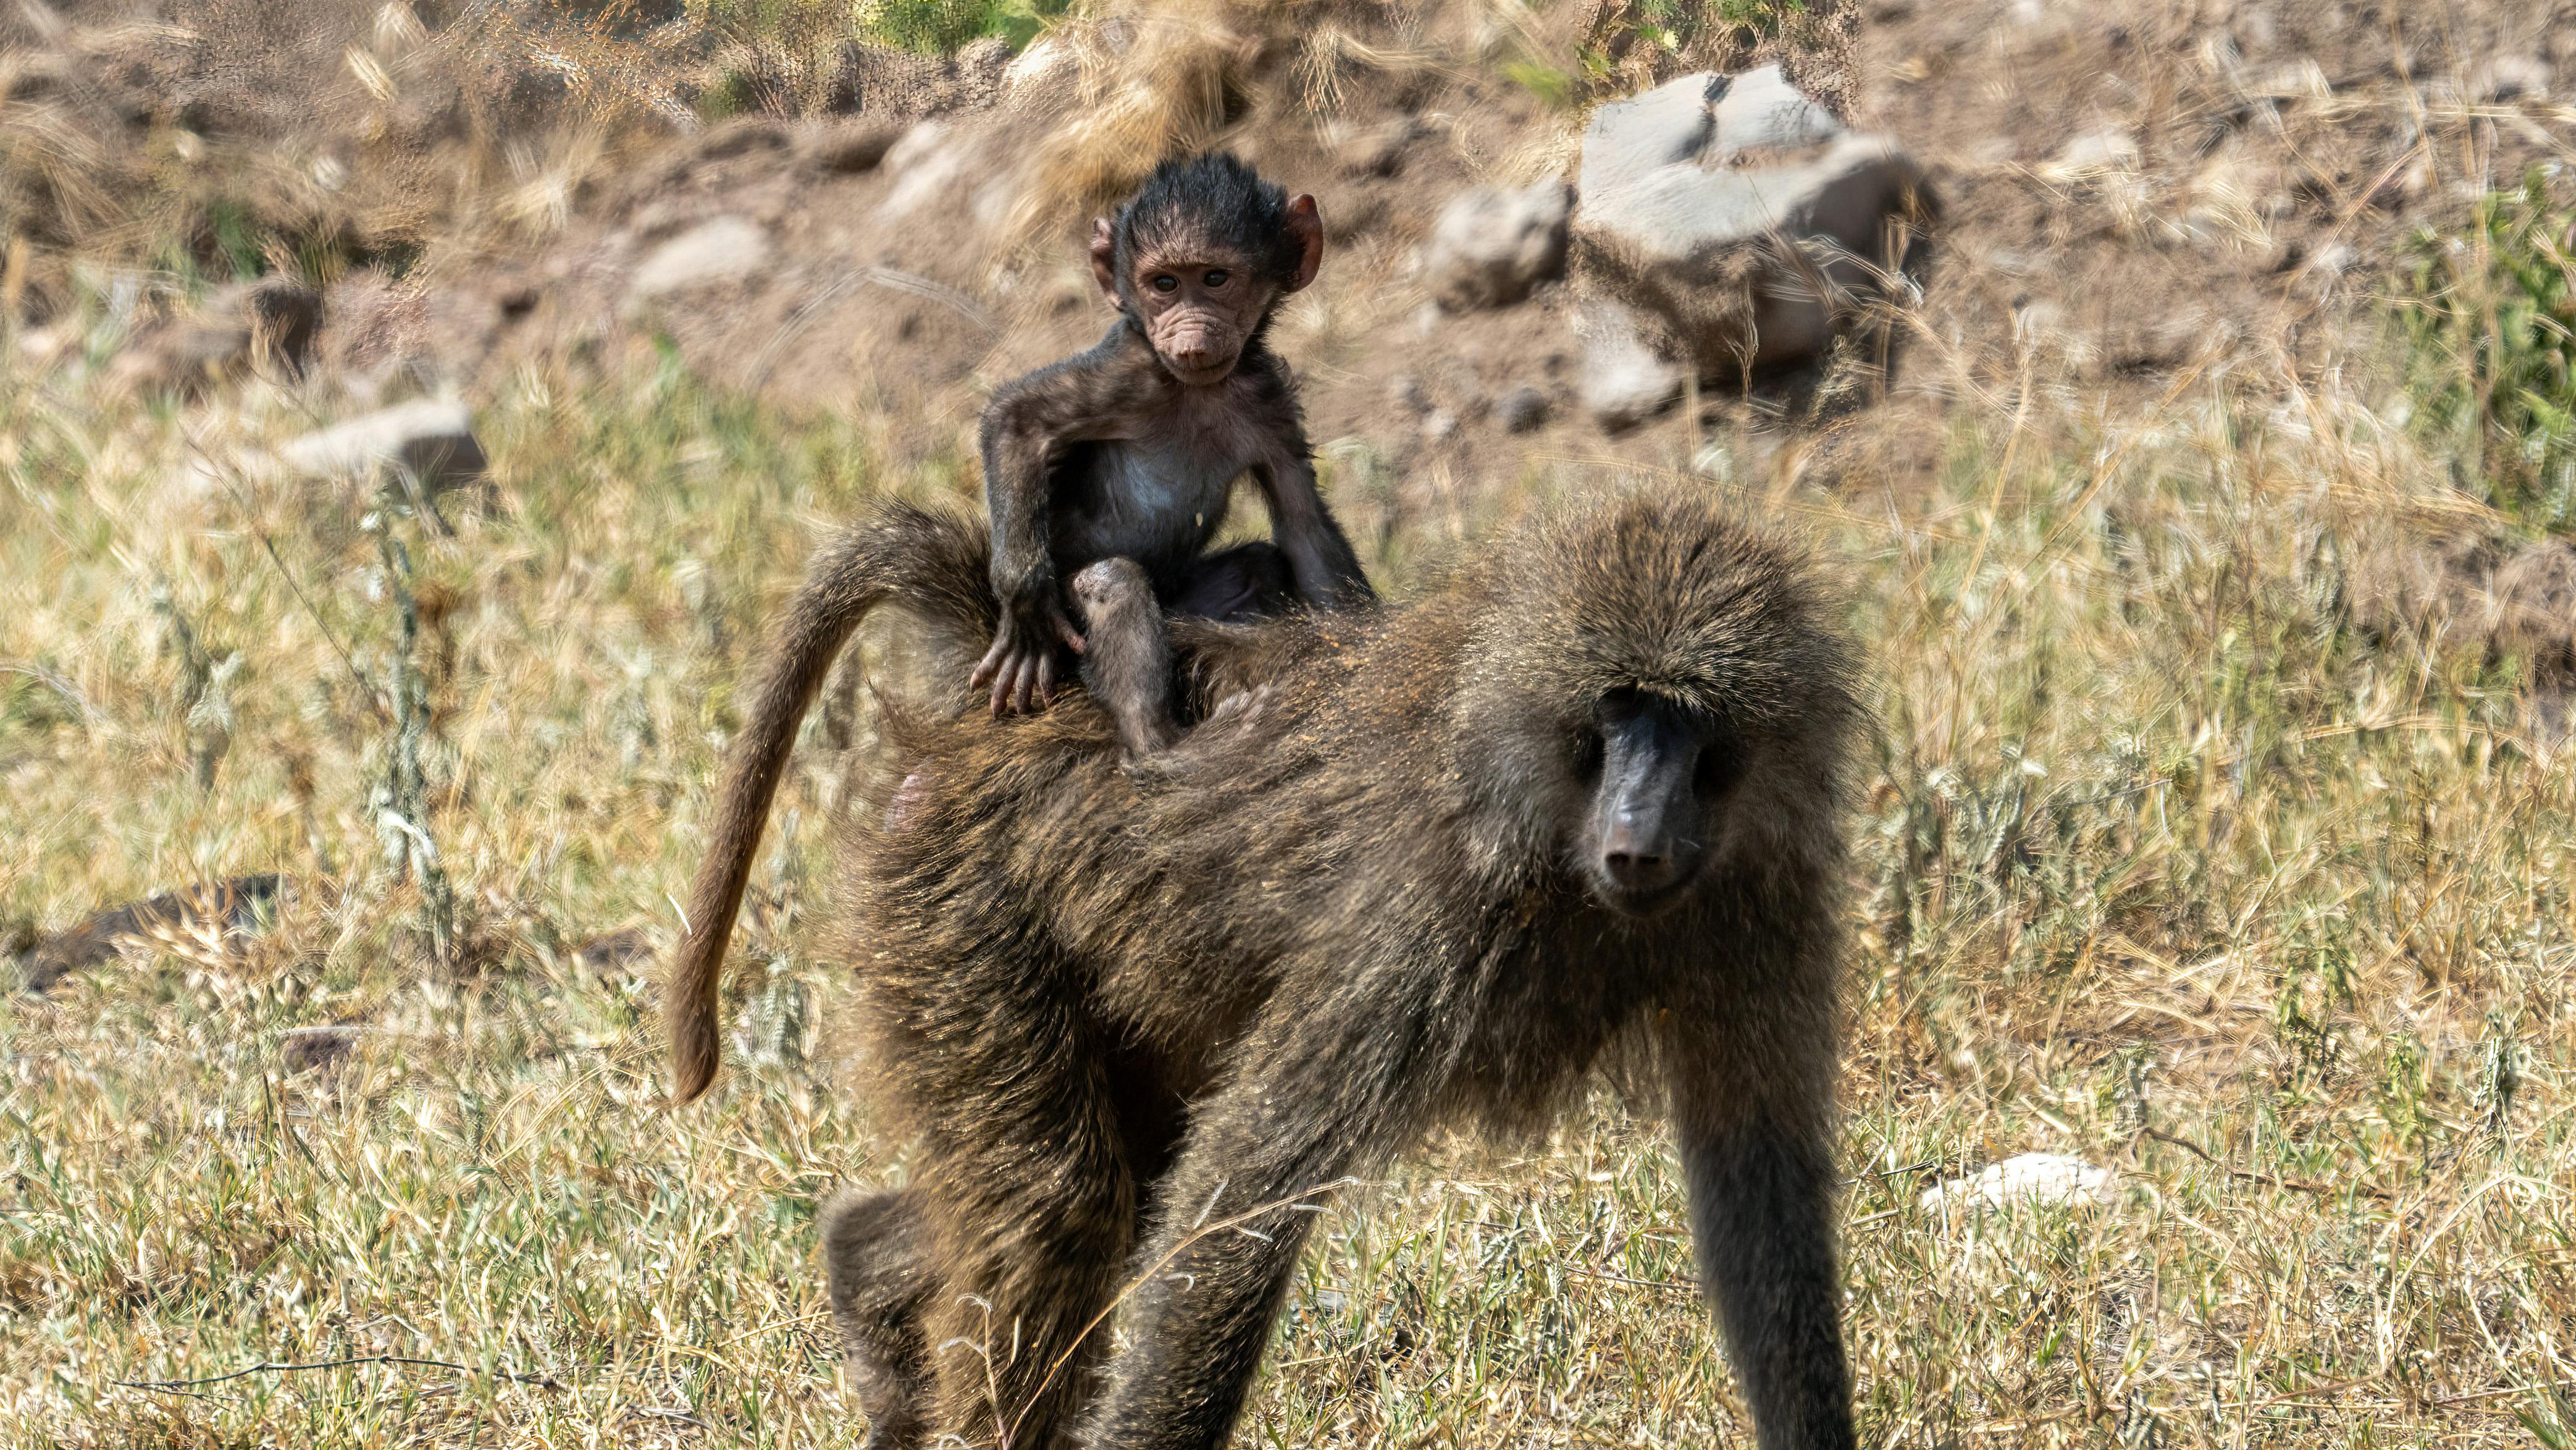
[
  {"left": 1089, "top": 218, "right": 1120, "bottom": 305},
  {"left": 1284, "top": 195, "right": 1324, "bottom": 292}
]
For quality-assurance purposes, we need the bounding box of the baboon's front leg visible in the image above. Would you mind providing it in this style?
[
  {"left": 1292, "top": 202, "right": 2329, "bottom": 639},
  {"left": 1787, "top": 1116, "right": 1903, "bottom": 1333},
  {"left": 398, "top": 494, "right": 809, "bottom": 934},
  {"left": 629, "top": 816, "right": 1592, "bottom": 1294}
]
[{"left": 1663, "top": 1008, "right": 1855, "bottom": 1450}]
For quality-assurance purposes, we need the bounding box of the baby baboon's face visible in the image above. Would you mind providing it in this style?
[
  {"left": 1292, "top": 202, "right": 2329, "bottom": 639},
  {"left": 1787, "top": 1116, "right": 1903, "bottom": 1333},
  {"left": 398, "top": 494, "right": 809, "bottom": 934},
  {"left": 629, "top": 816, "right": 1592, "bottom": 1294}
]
[
  {"left": 1126, "top": 242, "right": 1269, "bottom": 386},
  {"left": 1088, "top": 190, "right": 1323, "bottom": 387}
]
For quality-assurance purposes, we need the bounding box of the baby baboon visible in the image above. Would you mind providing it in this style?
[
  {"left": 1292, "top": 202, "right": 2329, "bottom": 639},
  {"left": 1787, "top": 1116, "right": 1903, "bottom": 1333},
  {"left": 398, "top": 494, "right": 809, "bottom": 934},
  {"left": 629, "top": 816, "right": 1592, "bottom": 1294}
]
[
  {"left": 973, "top": 151, "right": 1372, "bottom": 754},
  {"left": 668, "top": 487, "right": 1859, "bottom": 1450}
]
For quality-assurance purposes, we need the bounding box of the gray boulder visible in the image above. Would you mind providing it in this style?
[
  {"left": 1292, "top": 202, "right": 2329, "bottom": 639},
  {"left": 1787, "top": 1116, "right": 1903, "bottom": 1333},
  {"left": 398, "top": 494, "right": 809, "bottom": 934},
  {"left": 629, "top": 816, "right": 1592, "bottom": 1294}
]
[
  {"left": 1574, "top": 65, "right": 1931, "bottom": 374},
  {"left": 280, "top": 400, "right": 488, "bottom": 498},
  {"left": 1422, "top": 180, "right": 1572, "bottom": 311}
]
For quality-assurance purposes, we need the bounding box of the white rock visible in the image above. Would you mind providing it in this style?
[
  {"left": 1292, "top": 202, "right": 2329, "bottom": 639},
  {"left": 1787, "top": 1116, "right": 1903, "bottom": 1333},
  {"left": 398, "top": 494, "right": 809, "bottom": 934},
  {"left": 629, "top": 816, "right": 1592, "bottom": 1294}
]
[
  {"left": 2472, "top": 54, "right": 2551, "bottom": 103},
  {"left": 629, "top": 216, "right": 774, "bottom": 300},
  {"left": 1918, "top": 1153, "right": 2117, "bottom": 1212},
  {"left": 1335, "top": 117, "right": 1427, "bottom": 178},
  {"left": 278, "top": 400, "right": 487, "bottom": 494},
  {"left": 1422, "top": 180, "right": 1572, "bottom": 310},
  {"left": 1004, "top": 37, "right": 1072, "bottom": 92},
  {"left": 2045, "top": 129, "right": 2140, "bottom": 180}
]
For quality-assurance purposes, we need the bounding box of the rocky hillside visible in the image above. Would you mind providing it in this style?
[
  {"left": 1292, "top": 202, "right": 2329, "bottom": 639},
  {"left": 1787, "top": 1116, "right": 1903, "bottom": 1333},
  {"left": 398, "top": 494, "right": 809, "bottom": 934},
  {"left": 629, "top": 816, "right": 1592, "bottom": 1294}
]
[{"left": 15, "top": 0, "right": 2568, "bottom": 504}]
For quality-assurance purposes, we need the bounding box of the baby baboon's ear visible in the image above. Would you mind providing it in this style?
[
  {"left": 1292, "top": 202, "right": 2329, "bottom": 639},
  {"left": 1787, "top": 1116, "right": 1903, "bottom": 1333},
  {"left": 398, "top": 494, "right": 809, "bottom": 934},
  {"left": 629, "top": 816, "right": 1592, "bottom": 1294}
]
[
  {"left": 1284, "top": 195, "right": 1323, "bottom": 292},
  {"left": 1091, "top": 217, "right": 1121, "bottom": 305}
]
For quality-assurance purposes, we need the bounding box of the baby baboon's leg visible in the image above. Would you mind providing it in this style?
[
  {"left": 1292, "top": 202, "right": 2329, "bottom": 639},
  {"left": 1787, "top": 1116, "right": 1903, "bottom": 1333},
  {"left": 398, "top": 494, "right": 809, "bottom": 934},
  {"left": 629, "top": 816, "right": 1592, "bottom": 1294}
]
[
  {"left": 821, "top": 1186, "right": 940, "bottom": 1450},
  {"left": 1172, "top": 542, "right": 1294, "bottom": 622},
  {"left": 1068, "top": 558, "right": 1177, "bottom": 755}
]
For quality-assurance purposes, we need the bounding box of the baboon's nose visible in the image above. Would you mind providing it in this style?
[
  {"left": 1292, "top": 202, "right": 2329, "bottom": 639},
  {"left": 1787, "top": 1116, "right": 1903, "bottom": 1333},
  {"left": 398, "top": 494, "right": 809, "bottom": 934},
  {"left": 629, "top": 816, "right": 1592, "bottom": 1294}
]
[{"left": 1600, "top": 820, "right": 1677, "bottom": 893}]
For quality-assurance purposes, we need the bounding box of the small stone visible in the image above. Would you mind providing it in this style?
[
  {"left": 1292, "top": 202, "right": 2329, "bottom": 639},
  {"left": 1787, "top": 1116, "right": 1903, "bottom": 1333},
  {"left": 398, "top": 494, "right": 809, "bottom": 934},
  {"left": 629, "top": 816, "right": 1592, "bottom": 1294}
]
[
  {"left": 279, "top": 400, "right": 487, "bottom": 497},
  {"left": 1919, "top": 1153, "right": 2117, "bottom": 1211},
  {"left": 570, "top": 926, "right": 657, "bottom": 974},
  {"left": 875, "top": 122, "right": 978, "bottom": 222},
  {"left": 1422, "top": 408, "right": 1460, "bottom": 442},
  {"left": 1388, "top": 374, "right": 1433, "bottom": 416},
  {"left": 1337, "top": 117, "right": 1425, "bottom": 178},
  {"left": 103, "top": 276, "right": 322, "bottom": 396},
  {"left": 1495, "top": 386, "right": 1550, "bottom": 433},
  {"left": 629, "top": 216, "right": 774, "bottom": 300},
  {"left": 956, "top": 36, "right": 1012, "bottom": 90},
  {"left": 17, "top": 875, "right": 286, "bottom": 994},
  {"left": 1004, "top": 37, "right": 1073, "bottom": 93},
  {"left": 2471, "top": 55, "right": 2551, "bottom": 103},
  {"left": 697, "top": 117, "right": 791, "bottom": 161},
  {"left": 2047, "top": 129, "right": 2140, "bottom": 180},
  {"left": 1577, "top": 305, "right": 1682, "bottom": 432},
  {"left": 281, "top": 1024, "right": 361, "bottom": 1074},
  {"left": 1422, "top": 180, "right": 1572, "bottom": 311}
]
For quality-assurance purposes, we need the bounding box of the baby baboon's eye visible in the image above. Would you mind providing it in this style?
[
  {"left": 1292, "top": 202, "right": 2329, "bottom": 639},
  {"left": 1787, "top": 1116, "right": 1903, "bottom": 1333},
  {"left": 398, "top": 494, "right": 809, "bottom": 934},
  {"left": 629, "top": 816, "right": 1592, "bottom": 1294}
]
[
  {"left": 1151, "top": 274, "right": 1180, "bottom": 293},
  {"left": 1203, "top": 269, "right": 1230, "bottom": 287}
]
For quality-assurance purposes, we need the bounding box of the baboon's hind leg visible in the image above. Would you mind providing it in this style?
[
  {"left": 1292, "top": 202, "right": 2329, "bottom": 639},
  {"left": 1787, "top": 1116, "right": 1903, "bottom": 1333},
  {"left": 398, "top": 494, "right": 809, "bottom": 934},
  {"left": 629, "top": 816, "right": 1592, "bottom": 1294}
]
[{"left": 821, "top": 1186, "right": 940, "bottom": 1450}]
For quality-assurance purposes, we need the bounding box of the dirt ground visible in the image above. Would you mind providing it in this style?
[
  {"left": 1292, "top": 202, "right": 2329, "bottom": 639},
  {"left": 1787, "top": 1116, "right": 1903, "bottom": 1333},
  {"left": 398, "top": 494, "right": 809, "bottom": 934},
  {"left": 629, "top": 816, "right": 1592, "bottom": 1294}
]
[{"left": 225, "top": 0, "right": 2569, "bottom": 506}]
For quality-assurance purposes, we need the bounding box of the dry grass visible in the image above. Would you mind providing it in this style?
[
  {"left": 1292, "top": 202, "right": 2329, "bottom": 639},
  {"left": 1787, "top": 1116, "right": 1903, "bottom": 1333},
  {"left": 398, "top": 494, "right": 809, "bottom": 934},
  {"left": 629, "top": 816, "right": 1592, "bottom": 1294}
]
[
  {"left": 4, "top": 255, "right": 2575, "bottom": 1447},
  {"left": 7, "top": 3, "right": 2576, "bottom": 1435}
]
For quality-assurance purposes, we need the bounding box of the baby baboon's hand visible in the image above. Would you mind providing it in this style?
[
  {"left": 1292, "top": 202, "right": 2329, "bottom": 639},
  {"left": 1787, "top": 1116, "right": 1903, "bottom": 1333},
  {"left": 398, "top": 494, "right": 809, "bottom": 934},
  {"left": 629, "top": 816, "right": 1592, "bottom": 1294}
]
[{"left": 971, "top": 596, "right": 1086, "bottom": 717}]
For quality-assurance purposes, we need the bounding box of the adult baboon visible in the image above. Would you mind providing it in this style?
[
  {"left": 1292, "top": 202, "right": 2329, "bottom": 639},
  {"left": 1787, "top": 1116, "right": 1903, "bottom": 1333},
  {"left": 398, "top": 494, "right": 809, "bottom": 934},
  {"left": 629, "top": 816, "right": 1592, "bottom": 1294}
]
[{"left": 668, "top": 486, "right": 1859, "bottom": 1450}]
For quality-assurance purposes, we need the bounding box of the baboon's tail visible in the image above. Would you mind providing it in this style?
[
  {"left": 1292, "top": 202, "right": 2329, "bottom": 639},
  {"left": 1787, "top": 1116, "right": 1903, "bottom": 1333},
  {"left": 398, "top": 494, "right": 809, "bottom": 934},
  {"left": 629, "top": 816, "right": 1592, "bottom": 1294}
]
[{"left": 668, "top": 500, "right": 991, "bottom": 1105}]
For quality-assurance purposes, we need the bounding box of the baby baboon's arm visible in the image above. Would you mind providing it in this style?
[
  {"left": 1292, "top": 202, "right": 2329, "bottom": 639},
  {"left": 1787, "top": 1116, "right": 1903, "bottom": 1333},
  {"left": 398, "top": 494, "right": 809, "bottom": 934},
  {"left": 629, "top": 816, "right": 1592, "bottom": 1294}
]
[
  {"left": 973, "top": 340, "right": 1156, "bottom": 715},
  {"left": 1249, "top": 442, "right": 1372, "bottom": 610}
]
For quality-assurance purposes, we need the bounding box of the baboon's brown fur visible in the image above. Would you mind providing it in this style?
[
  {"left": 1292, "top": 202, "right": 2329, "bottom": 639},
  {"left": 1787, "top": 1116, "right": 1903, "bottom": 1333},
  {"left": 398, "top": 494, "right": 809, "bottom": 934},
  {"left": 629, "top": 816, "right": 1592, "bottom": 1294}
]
[{"left": 668, "top": 486, "right": 1859, "bottom": 1450}]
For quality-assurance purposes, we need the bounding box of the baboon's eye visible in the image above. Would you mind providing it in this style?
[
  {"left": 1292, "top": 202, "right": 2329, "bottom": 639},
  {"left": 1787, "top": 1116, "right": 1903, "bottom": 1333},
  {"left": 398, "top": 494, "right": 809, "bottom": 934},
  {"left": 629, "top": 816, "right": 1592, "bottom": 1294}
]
[
  {"left": 1694, "top": 743, "right": 1744, "bottom": 797},
  {"left": 1203, "top": 269, "right": 1230, "bottom": 287},
  {"left": 1572, "top": 728, "right": 1605, "bottom": 780},
  {"left": 1151, "top": 274, "right": 1180, "bottom": 293}
]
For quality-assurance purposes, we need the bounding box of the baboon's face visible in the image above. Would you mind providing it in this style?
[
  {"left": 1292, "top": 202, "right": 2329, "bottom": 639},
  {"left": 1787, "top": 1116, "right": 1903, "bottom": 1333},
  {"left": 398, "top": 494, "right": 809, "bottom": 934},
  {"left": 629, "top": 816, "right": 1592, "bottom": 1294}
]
[
  {"left": 1117, "top": 240, "right": 1272, "bottom": 385},
  {"left": 1572, "top": 689, "right": 1744, "bottom": 917},
  {"left": 1091, "top": 198, "right": 1323, "bottom": 387}
]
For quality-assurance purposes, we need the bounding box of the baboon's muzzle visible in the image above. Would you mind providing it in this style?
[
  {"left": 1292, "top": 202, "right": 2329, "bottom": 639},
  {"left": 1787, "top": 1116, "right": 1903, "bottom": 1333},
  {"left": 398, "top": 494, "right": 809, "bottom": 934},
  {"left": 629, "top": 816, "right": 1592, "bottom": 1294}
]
[{"left": 1587, "top": 702, "right": 1708, "bottom": 917}]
